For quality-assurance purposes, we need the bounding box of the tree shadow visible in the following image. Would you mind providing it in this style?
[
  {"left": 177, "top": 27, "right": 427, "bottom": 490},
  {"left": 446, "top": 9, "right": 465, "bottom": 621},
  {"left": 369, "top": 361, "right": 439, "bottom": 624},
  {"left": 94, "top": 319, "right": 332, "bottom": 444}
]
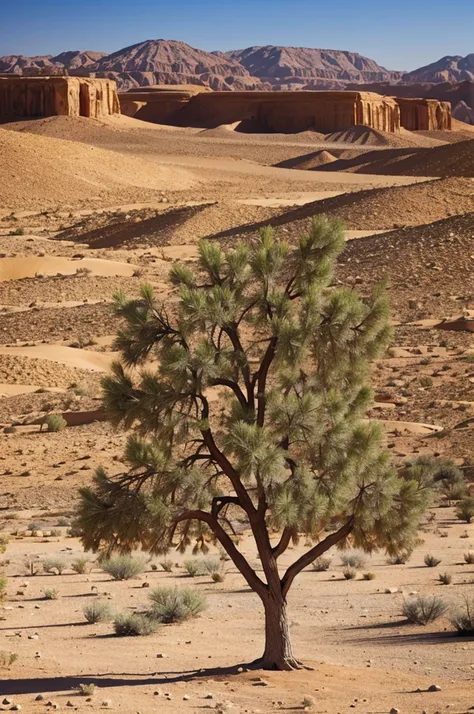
[
  {"left": 342, "top": 629, "right": 466, "bottom": 646},
  {"left": 0, "top": 664, "right": 251, "bottom": 696}
]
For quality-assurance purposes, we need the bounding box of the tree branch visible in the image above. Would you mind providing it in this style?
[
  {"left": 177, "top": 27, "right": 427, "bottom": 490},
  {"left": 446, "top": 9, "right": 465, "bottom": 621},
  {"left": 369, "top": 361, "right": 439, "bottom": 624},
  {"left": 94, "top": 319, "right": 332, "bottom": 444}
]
[
  {"left": 272, "top": 527, "right": 292, "bottom": 559},
  {"left": 209, "top": 377, "right": 248, "bottom": 411},
  {"left": 281, "top": 518, "right": 354, "bottom": 598}
]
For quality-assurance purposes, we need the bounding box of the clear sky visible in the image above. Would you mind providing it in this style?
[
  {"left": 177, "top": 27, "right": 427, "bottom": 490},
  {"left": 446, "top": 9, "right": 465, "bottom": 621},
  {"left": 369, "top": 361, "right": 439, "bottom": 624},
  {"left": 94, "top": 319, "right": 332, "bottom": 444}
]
[{"left": 1, "top": 0, "right": 473, "bottom": 71}]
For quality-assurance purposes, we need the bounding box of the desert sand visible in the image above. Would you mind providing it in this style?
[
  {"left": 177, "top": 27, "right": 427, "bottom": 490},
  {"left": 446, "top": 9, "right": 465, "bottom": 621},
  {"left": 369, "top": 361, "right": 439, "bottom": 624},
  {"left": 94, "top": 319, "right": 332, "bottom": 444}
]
[{"left": 1, "top": 111, "right": 474, "bottom": 714}]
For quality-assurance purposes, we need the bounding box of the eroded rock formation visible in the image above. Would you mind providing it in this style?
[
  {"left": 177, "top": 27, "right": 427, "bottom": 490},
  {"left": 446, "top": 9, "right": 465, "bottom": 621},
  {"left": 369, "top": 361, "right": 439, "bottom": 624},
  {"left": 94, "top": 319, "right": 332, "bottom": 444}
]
[
  {"left": 120, "top": 89, "right": 401, "bottom": 133},
  {"left": 0, "top": 77, "right": 120, "bottom": 121},
  {"left": 395, "top": 97, "right": 452, "bottom": 130}
]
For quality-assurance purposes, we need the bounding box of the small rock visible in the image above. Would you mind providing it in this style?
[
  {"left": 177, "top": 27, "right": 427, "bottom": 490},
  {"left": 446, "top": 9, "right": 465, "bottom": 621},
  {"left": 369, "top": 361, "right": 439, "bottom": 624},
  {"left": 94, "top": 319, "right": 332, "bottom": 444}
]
[
  {"left": 10, "top": 705, "right": 21, "bottom": 711},
  {"left": 156, "top": 653, "right": 168, "bottom": 658},
  {"left": 385, "top": 587, "right": 399, "bottom": 594},
  {"left": 35, "top": 695, "right": 44, "bottom": 701},
  {"left": 101, "top": 700, "right": 112, "bottom": 708},
  {"left": 389, "top": 708, "right": 400, "bottom": 714},
  {"left": 428, "top": 684, "right": 441, "bottom": 692},
  {"left": 2, "top": 699, "right": 13, "bottom": 706},
  {"left": 183, "top": 694, "right": 190, "bottom": 700}
]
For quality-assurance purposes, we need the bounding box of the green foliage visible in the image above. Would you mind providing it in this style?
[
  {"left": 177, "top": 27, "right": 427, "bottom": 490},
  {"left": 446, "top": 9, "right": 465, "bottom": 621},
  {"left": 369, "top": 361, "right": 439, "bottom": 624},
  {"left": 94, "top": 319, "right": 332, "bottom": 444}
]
[
  {"left": 424, "top": 554, "right": 441, "bottom": 567},
  {"left": 0, "top": 575, "right": 7, "bottom": 603},
  {"left": 404, "top": 457, "right": 466, "bottom": 504},
  {"left": 42, "top": 588, "right": 59, "bottom": 600},
  {"left": 184, "top": 559, "right": 203, "bottom": 577},
  {"left": 363, "top": 572, "right": 376, "bottom": 580},
  {"left": 202, "top": 557, "right": 222, "bottom": 575},
  {"left": 45, "top": 413, "right": 67, "bottom": 432},
  {"left": 402, "top": 595, "right": 447, "bottom": 625},
  {"left": 148, "top": 586, "right": 207, "bottom": 623},
  {"left": 75, "top": 217, "right": 435, "bottom": 665},
  {"left": 312, "top": 557, "right": 331, "bottom": 571},
  {"left": 83, "top": 601, "right": 113, "bottom": 624},
  {"left": 9, "top": 227, "right": 24, "bottom": 236},
  {"left": 43, "top": 557, "right": 67, "bottom": 574},
  {"left": 113, "top": 612, "right": 158, "bottom": 636},
  {"left": 450, "top": 597, "right": 474, "bottom": 634},
  {"left": 341, "top": 551, "right": 366, "bottom": 569},
  {"left": 456, "top": 497, "right": 474, "bottom": 523},
  {"left": 102, "top": 555, "right": 146, "bottom": 580},
  {"left": 71, "top": 558, "right": 90, "bottom": 574},
  {"left": 78, "top": 683, "right": 96, "bottom": 696}
]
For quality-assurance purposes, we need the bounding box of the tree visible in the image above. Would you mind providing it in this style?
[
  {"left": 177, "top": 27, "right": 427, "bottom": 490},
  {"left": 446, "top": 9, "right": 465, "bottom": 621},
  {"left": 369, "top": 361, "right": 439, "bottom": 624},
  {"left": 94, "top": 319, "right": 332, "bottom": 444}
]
[{"left": 76, "top": 217, "right": 432, "bottom": 670}]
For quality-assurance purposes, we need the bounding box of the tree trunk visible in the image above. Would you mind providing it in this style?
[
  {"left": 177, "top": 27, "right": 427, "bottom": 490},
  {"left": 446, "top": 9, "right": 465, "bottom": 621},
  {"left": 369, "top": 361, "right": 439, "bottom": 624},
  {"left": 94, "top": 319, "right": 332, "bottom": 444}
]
[{"left": 260, "top": 592, "right": 301, "bottom": 670}]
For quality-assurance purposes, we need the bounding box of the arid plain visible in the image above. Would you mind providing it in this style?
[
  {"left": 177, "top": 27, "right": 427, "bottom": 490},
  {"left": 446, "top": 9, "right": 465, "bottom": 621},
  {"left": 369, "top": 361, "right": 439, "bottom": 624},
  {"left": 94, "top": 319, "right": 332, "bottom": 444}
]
[{"left": 1, "top": 112, "right": 474, "bottom": 714}]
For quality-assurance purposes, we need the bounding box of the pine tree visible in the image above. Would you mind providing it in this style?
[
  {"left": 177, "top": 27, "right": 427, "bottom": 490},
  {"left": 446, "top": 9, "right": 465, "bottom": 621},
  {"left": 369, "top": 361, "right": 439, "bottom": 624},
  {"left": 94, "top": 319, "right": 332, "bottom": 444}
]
[{"left": 77, "top": 217, "right": 432, "bottom": 670}]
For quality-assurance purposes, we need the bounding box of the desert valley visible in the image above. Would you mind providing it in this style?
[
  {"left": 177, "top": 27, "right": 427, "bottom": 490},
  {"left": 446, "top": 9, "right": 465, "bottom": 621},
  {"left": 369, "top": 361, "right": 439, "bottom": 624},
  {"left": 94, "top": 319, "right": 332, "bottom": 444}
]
[{"left": 0, "top": 30, "right": 474, "bottom": 714}]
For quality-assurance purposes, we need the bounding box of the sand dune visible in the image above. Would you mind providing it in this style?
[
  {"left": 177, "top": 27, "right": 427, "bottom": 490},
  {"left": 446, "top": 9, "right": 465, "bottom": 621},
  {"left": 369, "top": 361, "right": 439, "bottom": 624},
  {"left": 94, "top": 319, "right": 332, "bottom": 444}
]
[
  {"left": 0, "top": 256, "right": 138, "bottom": 281},
  {"left": 0, "top": 345, "right": 116, "bottom": 372}
]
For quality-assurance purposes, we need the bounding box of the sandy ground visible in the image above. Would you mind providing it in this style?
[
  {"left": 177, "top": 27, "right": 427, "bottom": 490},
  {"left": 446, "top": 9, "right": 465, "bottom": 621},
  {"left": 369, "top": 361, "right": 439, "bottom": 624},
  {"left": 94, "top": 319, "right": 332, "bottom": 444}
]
[{"left": 1, "top": 113, "right": 474, "bottom": 714}]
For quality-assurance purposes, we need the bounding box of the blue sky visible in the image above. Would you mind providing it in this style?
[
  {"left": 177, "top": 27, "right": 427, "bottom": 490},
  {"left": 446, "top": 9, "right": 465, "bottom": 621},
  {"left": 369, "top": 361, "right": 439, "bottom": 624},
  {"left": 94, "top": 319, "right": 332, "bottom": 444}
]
[{"left": 1, "top": 0, "right": 473, "bottom": 70}]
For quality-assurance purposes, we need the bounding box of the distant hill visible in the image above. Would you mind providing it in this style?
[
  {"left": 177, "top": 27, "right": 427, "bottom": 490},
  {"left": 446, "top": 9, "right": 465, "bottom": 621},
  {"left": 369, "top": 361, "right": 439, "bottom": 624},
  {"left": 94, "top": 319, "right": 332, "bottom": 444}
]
[
  {"left": 224, "top": 45, "right": 402, "bottom": 88},
  {"left": 403, "top": 54, "right": 474, "bottom": 83},
  {"left": 0, "top": 50, "right": 106, "bottom": 74}
]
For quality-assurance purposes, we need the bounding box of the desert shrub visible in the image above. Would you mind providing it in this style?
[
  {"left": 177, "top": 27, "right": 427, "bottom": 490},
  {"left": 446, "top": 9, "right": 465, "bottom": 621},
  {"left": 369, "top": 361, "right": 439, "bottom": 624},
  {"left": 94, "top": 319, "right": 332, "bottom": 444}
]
[
  {"left": 159, "top": 559, "right": 173, "bottom": 572},
  {"left": 83, "top": 601, "right": 113, "bottom": 624},
  {"left": 57, "top": 518, "right": 71, "bottom": 527},
  {"left": 450, "top": 597, "right": 474, "bottom": 635},
  {"left": 102, "top": 555, "right": 146, "bottom": 581},
  {"left": 0, "top": 652, "right": 18, "bottom": 668},
  {"left": 184, "top": 559, "right": 203, "bottom": 577},
  {"left": 342, "top": 567, "right": 357, "bottom": 580},
  {"left": 363, "top": 572, "right": 376, "bottom": 580},
  {"left": 424, "top": 554, "right": 441, "bottom": 568},
  {"left": 387, "top": 552, "right": 410, "bottom": 565},
  {"left": 28, "top": 522, "right": 41, "bottom": 531},
  {"left": 24, "top": 557, "right": 40, "bottom": 576},
  {"left": 43, "top": 588, "right": 59, "bottom": 600},
  {"left": 0, "top": 575, "right": 7, "bottom": 602},
  {"left": 211, "top": 571, "right": 225, "bottom": 583},
  {"left": 463, "top": 551, "right": 474, "bottom": 564},
  {"left": 456, "top": 497, "right": 474, "bottom": 524},
  {"left": 402, "top": 595, "right": 447, "bottom": 625},
  {"left": 148, "top": 586, "right": 207, "bottom": 623},
  {"left": 419, "top": 376, "right": 433, "bottom": 387},
  {"left": 71, "top": 558, "right": 90, "bottom": 574},
  {"left": 438, "top": 572, "right": 452, "bottom": 585},
  {"left": 312, "top": 557, "right": 331, "bottom": 572},
  {"left": 301, "top": 697, "right": 315, "bottom": 709},
  {"left": 113, "top": 612, "right": 157, "bottom": 636},
  {"left": 45, "top": 413, "right": 67, "bottom": 433},
  {"left": 202, "top": 557, "right": 221, "bottom": 576},
  {"left": 43, "top": 557, "right": 67, "bottom": 574},
  {"left": 9, "top": 227, "right": 24, "bottom": 236},
  {"left": 78, "top": 683, "right": 96, "bottom": 696},
  {"left": 341, "top": 551, "right": 366, "bottom": 569}
]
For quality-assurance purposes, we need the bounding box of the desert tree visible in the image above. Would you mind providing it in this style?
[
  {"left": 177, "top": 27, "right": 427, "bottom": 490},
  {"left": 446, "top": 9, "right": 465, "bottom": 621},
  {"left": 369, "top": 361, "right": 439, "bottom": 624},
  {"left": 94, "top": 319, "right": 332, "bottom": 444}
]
[{"left": 77, "top": 217, "right": 432, "bottom": 670}]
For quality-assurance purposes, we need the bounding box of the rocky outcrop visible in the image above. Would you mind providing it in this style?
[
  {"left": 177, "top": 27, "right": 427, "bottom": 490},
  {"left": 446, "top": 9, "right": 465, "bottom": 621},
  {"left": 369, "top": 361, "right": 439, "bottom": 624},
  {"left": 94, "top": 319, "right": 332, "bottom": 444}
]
[
  {"left": 120, "top": 89, "right": 401, "bottom": 133},
  {"left": 395, "top": 97, "right": 452, "bottom": 130},
  {"left": 0, "top": 77, "right": 120, "bottom": 121},
  {"left": 403, "top": 54, "right": 474, "bottom": 83},
  {"left": 0, "top": 51, "right": 106, "bottom": 74}
]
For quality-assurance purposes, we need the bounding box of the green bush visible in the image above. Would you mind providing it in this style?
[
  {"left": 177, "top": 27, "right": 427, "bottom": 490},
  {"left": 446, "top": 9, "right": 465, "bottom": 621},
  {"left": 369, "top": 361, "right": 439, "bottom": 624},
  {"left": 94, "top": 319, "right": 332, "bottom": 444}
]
[
  {"left": 402, "top": 595, "right": 447, "bottom": 625},
  {"left": 148, "top": 586, "right": 207, "bottom": 623},
  {"left": 45, "top": 414, "right": 67, "bottom": 433},
  {"left": 456, "top": 497, "right": 474, "bottom": 524},
  {"left": 43, "top": 588, "right": 59, "bottom": 600},
  {"left": 312, "top": 557, "right": 331, "bottom": 572},
  {"left": 9, "top": 227, "right": 25, "bottom": 236},
  {"left": 113, "top": 612, "right": 158, "bottom": 636},
  {"left": 363, "top": 572, "right": 376, "bottom": 580},
  {"left": 102, "top": 555, "right": 146, "bottom": 581},
  {"left": 424, "top": 554, "right": 441, "bottom": 567},
  {"left": 43, "top": 557, "right": 67, "bottom": 574},
  {"left": 0, "top": 652, "right": 18, "bottom": 668},
  {"left": 78, "top": 683, "right": 96, "bottom": 696},
  {"left": 71, "top": 558, "right": 90, "bottom": 574},
  {"left": 341, "top": 551, "right": 366, "bottom": 569},
  {"left": 83, "top": 601, "right": 113, "bottom": 624},
  {"left": 183, "top": 559, "right": 203, "bottom": 577},
  {"left": 202, "top": 557, "right": 221, "bottom": 576},
  {"left": 211, "top": 571, "right": 225, "bottom": 583},
  {"left": 0, "top": 575, "right": 7, "bottom": 602},
  {"left": 450, "top": 597, "right": 474, "bottom": 635}
]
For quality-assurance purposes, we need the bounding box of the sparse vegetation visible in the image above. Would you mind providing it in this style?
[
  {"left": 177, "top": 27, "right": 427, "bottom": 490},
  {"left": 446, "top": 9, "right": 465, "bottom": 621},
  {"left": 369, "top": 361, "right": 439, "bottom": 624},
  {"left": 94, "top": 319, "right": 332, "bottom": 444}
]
[
  {"left": 363, "top": 572, "right": 376, "bottom": 580},
  {"left": 83, "top": 601, "right": 113, "bottom": 624},
  {"left": 341, "top": 552, "right": 366, "bottom": 569},
  {"left": 183, "top": 559, "right": 203, "bottom": 577},
  {"left": 102, "top": 555, "right": 146, "bottom": 581},
  {"left": 148, "top": 586, "right": 207, "bottom": 623},
  {"left": 45, "top": 413, "right": 67, "bottom": 433},
  {"left": 42, "top": 588, "right": 59, "bottom": 600},
  {"left": 456, "top": 497, "right": 474, "bottom": 523},
  {"left": 43, "top": 557, "right": 67, "bottom": 575},
  {"left": 312, "top": 557, "right": 332, "bottom": 572},
  {"left": 0, "top": 652, "right": 18, "bottom": 668},
  {"left": 438, "top": 572, "right": 452, "bottom": 585},
  {"left": 424, "top": 554, "right": 441, "bottom": 567},
  {"left": 463, "top": 551, "right": 474, "bottom": 564},
  {"left": 71, "top": 558, "right": 90, "bottom": 574},
  {"left": 450, "top": 596, "right": 474, "bottom": 635},
  {"left": 159, "top": 559, "right": 173, "bottom": 572},
  {"left": 402, "top": 595, "right": 447, "bottom": 625},
  {"left": 113, "top": 612, "right": 158, "bottom": 636},
  {"left": 342, "top": 567, "right": 357, "bottom": 580},
  {"left": 78, "top": 683, "right": 96, "bottom": 696}
]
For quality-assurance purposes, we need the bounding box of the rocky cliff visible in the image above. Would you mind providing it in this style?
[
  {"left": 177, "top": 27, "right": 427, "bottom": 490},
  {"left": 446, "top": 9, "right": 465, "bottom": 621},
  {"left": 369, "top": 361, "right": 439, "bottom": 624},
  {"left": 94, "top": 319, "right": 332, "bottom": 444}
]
[{"left": 403, "top": 54, "right": 474, "bottom": 83}]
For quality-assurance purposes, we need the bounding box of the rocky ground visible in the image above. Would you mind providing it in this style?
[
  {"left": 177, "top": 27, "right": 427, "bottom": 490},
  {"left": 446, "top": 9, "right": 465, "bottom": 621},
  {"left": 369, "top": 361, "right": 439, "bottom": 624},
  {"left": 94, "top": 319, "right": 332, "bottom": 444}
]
[{"left": 0, "top": 116, "right": 473, "bottom": 713}]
